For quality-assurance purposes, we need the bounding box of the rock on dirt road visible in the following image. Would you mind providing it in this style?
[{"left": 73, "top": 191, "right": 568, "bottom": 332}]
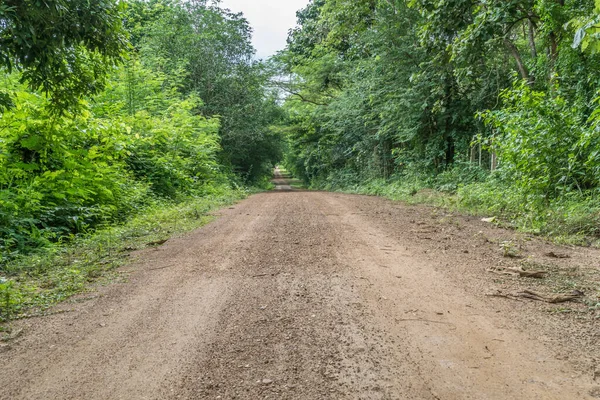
[{"left": 2, "top": 176, "right": 600, "bottom": 399}]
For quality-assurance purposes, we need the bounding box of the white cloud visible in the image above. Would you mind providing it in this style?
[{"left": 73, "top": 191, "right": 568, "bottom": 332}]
[{"left": 219, "top": 0, "right": 310, "bottom": 59}]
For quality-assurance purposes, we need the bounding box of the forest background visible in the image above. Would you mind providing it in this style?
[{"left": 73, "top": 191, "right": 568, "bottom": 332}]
[{"left": 1, "top": 0, "right": 600, "bottom": 321}]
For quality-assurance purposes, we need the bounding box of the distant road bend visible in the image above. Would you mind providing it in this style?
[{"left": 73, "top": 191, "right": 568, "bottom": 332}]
[{"left": 1, "top": 170, "right": 598, "bottom": 399}]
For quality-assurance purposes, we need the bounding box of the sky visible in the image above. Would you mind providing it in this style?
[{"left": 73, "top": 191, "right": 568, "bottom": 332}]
[{"left": 219, "top": 0, "right": 310, "bottom": 60}]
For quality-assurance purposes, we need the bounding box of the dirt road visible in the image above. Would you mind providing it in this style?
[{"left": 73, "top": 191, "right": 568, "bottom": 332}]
[
  {"left": 2, "top": 174, "right": 600, "bottom": 399},
  {"left": 272, "top": 167, "right": 292, "bottom": 190}
]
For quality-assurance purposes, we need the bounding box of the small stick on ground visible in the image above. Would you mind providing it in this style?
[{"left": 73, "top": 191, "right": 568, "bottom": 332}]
[
  {"left": 518, "top": 290, "right": 583, "bottom": 303},
  {"left": 485, "top": 291, "right": 523, "bottom": 302},
  {"left": 146, "top": 239, "right": 168, "bottom": 247},
  {"left": 395, "top": 318, "right": 456, "bottom": 329},
  {"left": 487, "top": 267, "right": 547, "bottom": 279},
  {"left": 252, "top": 271, "right": 280, "bottom": 278},
  {"left": 545, "top": 252, "right": 570, "bottom": 259},
  {"left": 149, "top": 264, "right": 175, "bottom": 271},
  {"left": 507, "top": 267, "right": 547, "bottom": 278}
]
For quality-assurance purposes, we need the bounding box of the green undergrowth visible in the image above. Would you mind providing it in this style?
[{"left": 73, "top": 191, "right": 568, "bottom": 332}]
[
  {"left": 0, "top": 187, "right": 249, "bottom": 323},
  {"left": 310, "top": 167, "right": 600, "bottom": 248}
]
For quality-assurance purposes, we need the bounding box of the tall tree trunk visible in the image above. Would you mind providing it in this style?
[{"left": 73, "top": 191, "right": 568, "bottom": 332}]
[
  {"left": 528, "top": 20, "right": 537, "bottom": 59},
  {"left": 549, "top": 0, "right": 564, "bottom": 72},
  {"left": 445, "top": 135, "right": 455, "bottom": 166},
  {"left": 549, "top": 32, "right": 558, "bottom": 67},
  {"left": 490, "top": 152, "right": 498, "bottom": 171},
  {"left": 504, "top": 38, "right": 530, "bottom": 83}
]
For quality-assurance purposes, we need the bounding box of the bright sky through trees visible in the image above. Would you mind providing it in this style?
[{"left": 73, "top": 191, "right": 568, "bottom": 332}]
[{"left": 219, "top": 0, "right": 309, "bottom": 59}]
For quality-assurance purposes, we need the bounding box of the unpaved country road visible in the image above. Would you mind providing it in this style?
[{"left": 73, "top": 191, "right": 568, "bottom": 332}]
[
  {"left": 2, "top": 177, "right": 600, "bottom": 399},
  {"left": 272, "top": 167, "right": 292, "bottom": 190}
]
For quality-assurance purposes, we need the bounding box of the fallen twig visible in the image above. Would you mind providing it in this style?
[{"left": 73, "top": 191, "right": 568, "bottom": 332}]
[
  {"left": 146, "top": 239, "right": 168, "bottom": 247},
  {"left": 485, "top": 292, "right": 523, "bottom": 302},
  {"left": 517, "top": 289, "right": 583, "bottom": 303},
  {"left": 252, "top": 271, "right": 280, "bottom": 278},
  {"left": 545, "top": 251, "right": 570, "bottom": 259},
  {"left": 396, "top": 318, "right": 456, "bottom": 327},
  {"left": 149, "top": 264, "right": 174, "bottom": 271},
  {"left": 508, "top": 267, "right": 547, "bottom": 278},
  {"left": 487, "top": 266, "right": 547, "bottom": 279},
  {"left": 16, "top": 309, "right": 75, "bottom": 320}
]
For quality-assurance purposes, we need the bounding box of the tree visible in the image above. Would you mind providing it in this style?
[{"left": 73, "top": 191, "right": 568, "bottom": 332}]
[
  {"left": 126, "top": 0, "right": 283, "bottom": 182},
  {"left": 0, "top": 0, "right": 127, "bottom": 110}
]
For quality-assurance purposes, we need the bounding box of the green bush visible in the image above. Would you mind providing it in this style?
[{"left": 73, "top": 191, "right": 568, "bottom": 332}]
[
  {"left": 0, "top": 278, "right": 24, "bottom": 322},
  {"left": 434, "top": 162, "right": 489, "bottom": 193},
  {"left": 0, "top": 63, "right": 226, "bottom": 260},
  {"left": 480, "top": 81, "right": 598, "bottom": 197},
  {"left": 0, "top": 77, "right": 145, "bottom": 257}
]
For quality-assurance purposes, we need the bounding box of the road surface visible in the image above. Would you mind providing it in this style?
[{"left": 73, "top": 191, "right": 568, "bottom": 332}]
[{"left": 2, "top": 174, "right": 599, "bottom": 399}]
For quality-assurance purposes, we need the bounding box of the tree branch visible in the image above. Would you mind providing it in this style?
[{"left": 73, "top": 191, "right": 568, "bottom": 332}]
[
  {"left": 503, "top": 38, "right": 531, "bottom": 83},
  {"left": 272, "top": 80, "right": 330, "bottom": 106}
]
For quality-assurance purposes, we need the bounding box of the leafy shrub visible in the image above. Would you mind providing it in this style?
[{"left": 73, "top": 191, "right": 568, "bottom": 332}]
[
  {"left": 0, "top": 63, "right": 226, "bottom": 260},
  {"left": 434, "top": 162, "right": 488, "bottom": 193},
  {"left": 0, "top": 278, "right": 23, "bottom": 322},
  {"left": 0, "top": 77, "right": 145, "bottom": 257},
  {"left": 480, "top": 81, "right": 598, "bottom": 198}
]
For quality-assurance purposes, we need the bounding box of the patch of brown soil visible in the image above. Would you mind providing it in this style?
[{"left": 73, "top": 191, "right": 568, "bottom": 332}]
[{"left": 1, "top": 184, "right": 599, "bottom": 399}]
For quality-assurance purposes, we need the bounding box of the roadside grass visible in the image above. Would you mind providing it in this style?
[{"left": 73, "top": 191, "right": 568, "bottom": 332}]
[
  {"left": 0, "top": 187, "right": 250, "bottom": 324},
  {"left": 313, "top": 176, "right": 600, "bottom": 248}
]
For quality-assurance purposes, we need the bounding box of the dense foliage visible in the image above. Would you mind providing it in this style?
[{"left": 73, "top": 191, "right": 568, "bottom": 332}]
[
  {"left": 278, "top": 0, "right": 600, "bottom": 240},
  {"left": 0, "top": 0, "right": 128, "bottom": 111},
  {"left": 0, "top": 0, "right": 284, "bottom": 264},
  {"left": 125, "top": 0, "right": 283, "bottom": 181}
]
